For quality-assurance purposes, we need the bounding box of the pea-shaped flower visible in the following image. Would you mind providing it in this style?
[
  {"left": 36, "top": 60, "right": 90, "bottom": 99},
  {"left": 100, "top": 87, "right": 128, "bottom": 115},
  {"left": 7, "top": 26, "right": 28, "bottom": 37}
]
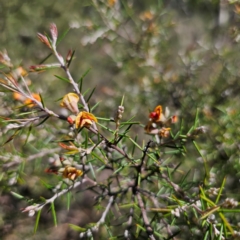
[
  {"left": 60, "top": 93, "right": 79, "bottom": 114},
  {"left": 148, "top": 105, "right": 166, "bottom": 122},
  {"left": 75, "top": 111, "right": 98, "bottom": 128},
  {"left": 145, "top": 105, "right": 177, "bottom": 137},
  {"left": 62, "top": 166, "right": 83, "bottom": 181}
]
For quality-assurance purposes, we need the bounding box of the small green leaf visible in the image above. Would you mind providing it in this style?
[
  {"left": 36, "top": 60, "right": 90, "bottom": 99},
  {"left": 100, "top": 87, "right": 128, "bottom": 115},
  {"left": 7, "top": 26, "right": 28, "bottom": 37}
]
[
  {"left": 2, "top": 129, "right": 20, "bottom": 146},
  {"left": 96, "top": 117, "right": 112, "bottom": 122},
  {"left": 120, "top": 121, "right": 139, "bottom": 125},
  {"left": 129, "top": 137, "right": 143, "bottom": 151},
  {"left": 78, "top": 68, "right": 92, "bottom": 92},
  {"left": 89, "top": 162, "right": 96, "bottom": 180},
  {"left": 120, "top": 95, "right": 125, "bottom": 106},
  {"left": 39, "top": 93, "right": 45, "bottom": 108},
  {"left": 40, "top": 179, "right": 53, "bottom": 190},
  {"left": 215, "top": 177, "right": 226, "bottom": 204},
  {"left": 54, "top": 75, "right": 70, "bottom": 83},
  {"left": 36, "top": 116, "right": 50, "bottom": 126},
  {"left": 34, "top": 210, "right": 41, "bottom": 234},
  {"left": 39, "top": 53, "right": 52, "bottom": 64},
  {"left": 39, "top": 196, "right": 46, "bottom": 202},
  {"left": 24, "top": 125, "right": 32, "bottom": 145},
  {"left": 119, "top": 203, "right": 136, "bottom": 209},
  {"left": 67, "top": 50, "right": 75, "bottom": 68},
  {"left": 68, "top": 224, "right": 86, "bottom": 232},
  {"left": 51, "top": 202, "right": 58, "bottom": 227},
  {"left": 91, "top": 101, "right": 101, "bottom": 111},
  {"left": 56, "top": 28, "right": 70, "bottom": 45},
  {"left": 91, "top": 152, "right": 105, "bottom": 164},
  {"left": 200, "top": 206, "right": 220, "bottom": 220},
  {"left": 11, "top": 191, "right": 24, "bottom": 199},
  {"left": 113, "top": 166, "right": 124, "bottom": 175},
  {"left": 131, "top": 135, "right": 137, "bottom": 156},
  {"left": 86, "top": 87, "right": 96, "bottom": 103}
]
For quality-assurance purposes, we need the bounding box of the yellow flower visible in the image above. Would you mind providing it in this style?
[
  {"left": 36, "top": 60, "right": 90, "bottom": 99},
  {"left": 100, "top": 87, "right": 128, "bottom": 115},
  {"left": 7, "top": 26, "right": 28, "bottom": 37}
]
[
  {"left": 75, "top": 111, "right": 97, "bottom": 129},
  {"left": 13, "top": 92, "right": 25, "bottom": 102},
  {"left": 62, "top": 166, "right": 83, "bottom": 181},
  {"left": 60, "top": 93, "right": 79, "bottom": 114},
  {"left": 159, "top": 127, "right": 171, "bottom": 138}
]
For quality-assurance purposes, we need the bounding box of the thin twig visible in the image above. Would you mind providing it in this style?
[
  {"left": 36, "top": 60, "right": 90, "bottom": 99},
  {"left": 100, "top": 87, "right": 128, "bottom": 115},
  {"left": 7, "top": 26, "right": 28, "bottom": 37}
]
[
  {"left": 124, "top": 194, "right": 134, "bottom": 240},
  {"left": 2, "top": 147, "right": 60, "bottom": 170},
  {"left": 22, "top": 178, "right": 87, "bottom": 215},
  {"left": 136, "top": 192, "right": 156, "bottom": 240},
  {"left": 80, "top": 196, "right": 115, "bottom": 238}
]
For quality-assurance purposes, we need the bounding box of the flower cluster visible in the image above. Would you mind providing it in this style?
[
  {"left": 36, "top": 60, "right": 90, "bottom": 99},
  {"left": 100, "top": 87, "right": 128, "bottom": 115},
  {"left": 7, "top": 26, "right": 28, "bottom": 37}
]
[
  {"left": 171, "top": 205, "right": 188, "bottom": 218},
  {"left": 114, "top": 105, "right": 124, "bottom": 122},
  {"left": 145, "top": 105, "right": 177, "bottom": 138},
  {"left": 60, "top": 93, "right": 97, "bottom": 128},
  {"left": 13, "top": 92, "right": 41, "bottom": 108},
  {"left": 62, "top": 166, "right": 83, "bottom": 181},
  {"left": 206, "top": 187, "right": 220, "bottom": 197},
  {"left": 222, "top": 198, "right": 238, "bottom": 208}
]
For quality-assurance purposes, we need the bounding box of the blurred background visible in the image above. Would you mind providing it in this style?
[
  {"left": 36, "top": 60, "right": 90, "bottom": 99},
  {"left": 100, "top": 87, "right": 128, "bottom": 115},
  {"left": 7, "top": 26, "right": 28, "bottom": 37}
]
[{"left": 1, "top": 0, "right": 240, "bottom": 239}]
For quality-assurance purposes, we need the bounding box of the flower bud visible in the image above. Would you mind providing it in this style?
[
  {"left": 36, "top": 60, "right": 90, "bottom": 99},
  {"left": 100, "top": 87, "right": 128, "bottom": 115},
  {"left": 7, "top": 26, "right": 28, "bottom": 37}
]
[
  {"left": 0, "top": 49, "right": 12, "bottom": 67},
  {"left": 37, "top": 33, "right": 52, "bottom": 49},
  {"left": 50, "top": 23, "right": 58, "bottom": 45}
]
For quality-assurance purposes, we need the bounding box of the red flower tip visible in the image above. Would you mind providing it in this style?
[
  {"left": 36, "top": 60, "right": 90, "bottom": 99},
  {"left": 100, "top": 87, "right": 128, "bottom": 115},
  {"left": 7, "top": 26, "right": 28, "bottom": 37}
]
[
  {"left": 149, "top": 111, "right": 158, "bottom": 119},
  {"left": 67, "top": 116, "right": 75, "bottom": 125},
  {"left": 45, "top": 167, "right": 58, "bottom": 174}
]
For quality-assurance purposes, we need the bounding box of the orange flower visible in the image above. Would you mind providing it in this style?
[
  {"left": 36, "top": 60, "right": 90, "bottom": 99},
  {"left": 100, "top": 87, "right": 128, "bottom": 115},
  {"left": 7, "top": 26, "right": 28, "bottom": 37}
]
[
  {"left": 159, "top": 127, "right": 171, "bottom": 138},
  {"left": 140, "top": 11, "right": 154, "bottom": 21},
  {"left": 11, "top": 66, "right": 28, "bottom": 79},
  {"left": 108, "top": 0, "right": 117, "bottom": 7},
  {"left": 75, "top": 111, "right": 97, "bottom": 129},
  {"left": 58, "top": 142, "right": 78, "bottom": 151},
  {"left": 6, "top": 67, "right": 28, "bottom": 84},
  {"left": 149, "top": 105, "right": 164, "bottom": 122},
  {"left": 62, "top": 166, "right": 83, "bottom": 181},
  {"left": 13, "top": 92, "right": 41, "bottom": 107},
  {"left": 145, "top": 105, "right": 177, "bottom": 137},
  {"left": 24, "top": 93, "right": 41, "bottom": 107},
  {"left": 13, "top": 92, "right": 25, "bottom": 102},
  {"left": 60, "top": 93, "right": 79, "bottom": 114},
  {"left": 58, "top": 142, "right": 79, "bottom": 154},
  {"left": 171, "top": 115, "right": 178, "bottom": 124}
]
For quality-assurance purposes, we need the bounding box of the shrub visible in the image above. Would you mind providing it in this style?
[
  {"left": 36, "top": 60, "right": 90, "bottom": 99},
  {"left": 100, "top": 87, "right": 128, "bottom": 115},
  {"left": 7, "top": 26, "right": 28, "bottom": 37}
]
[{"left": 1, "top": 2, "right": 240, "bottom": 240}]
